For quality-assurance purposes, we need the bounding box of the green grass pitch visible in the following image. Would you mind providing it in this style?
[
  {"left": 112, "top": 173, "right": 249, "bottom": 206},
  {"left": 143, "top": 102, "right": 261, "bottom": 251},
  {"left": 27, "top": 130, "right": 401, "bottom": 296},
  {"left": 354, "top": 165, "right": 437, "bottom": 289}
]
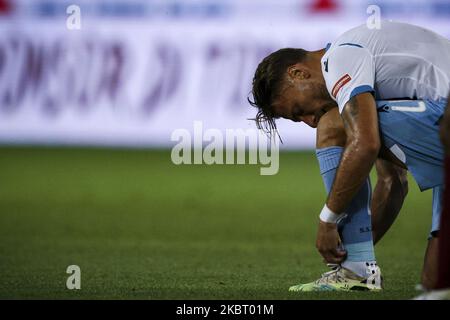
[{"left": 0, "top": 147, "right": 433, "bottom": 299}]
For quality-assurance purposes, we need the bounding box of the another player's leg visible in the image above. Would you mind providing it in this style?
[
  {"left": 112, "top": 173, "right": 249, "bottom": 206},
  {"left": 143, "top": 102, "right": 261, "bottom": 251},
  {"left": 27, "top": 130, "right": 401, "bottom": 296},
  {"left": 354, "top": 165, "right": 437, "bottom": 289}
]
[
  {"left": 436, "top": 97, "right": 450, "bottom": 291},
  {"left": 414, "top": 97, "right": 450, "bottom": 299},
  {"left": 416, "top": 200, "right": 450, "bottom": 298},
  {"left": 436, "top": 158, "right": 450, "bottom": 291},
  {"left": 421, "top": 186, "right": 442, "bottom": 290}
]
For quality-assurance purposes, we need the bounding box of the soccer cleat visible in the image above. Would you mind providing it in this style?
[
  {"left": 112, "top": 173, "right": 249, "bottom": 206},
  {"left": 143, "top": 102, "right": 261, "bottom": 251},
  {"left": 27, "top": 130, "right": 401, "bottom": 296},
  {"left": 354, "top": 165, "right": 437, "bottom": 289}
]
[{"left": 288, "top": 264, "right": 383, "bottom": 292}]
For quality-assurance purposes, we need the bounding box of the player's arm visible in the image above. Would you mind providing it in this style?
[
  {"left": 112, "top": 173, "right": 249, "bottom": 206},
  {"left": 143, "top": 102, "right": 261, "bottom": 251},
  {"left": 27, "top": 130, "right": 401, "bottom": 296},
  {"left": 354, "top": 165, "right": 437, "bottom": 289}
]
[
  {"left": 326, "top": 92, "right": 380, "bottom": 214},
  {"left": 316, "top": 92, "right": 379, "bottom": 263},
  {"left": 371, "top": 158, "right": 408, "bottom": 244}
]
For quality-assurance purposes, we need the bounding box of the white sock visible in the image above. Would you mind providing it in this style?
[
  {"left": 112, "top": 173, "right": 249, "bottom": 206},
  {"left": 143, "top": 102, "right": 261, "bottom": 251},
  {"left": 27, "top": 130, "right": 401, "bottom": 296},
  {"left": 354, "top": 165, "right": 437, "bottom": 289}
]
[{"left": 342, "top": 260, "right": 377, "bottom": 278}]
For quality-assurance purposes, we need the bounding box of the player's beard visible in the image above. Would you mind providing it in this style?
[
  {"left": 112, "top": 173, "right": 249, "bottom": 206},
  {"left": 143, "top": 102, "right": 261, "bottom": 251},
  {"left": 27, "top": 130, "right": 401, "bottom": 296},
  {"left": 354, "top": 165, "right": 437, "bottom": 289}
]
[
  {"left": 312, "top": 82, "right": 337, "bottom": 116},
  {"left": 314, "top": 81, "right": 333, "bottom": 102}
]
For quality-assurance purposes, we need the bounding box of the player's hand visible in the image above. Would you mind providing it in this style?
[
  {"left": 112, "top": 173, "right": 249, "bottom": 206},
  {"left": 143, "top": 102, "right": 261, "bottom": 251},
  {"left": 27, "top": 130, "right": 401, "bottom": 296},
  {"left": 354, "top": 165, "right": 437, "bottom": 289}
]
[{"left": 315, "top": 220, "right": 347, "bottom": 264}]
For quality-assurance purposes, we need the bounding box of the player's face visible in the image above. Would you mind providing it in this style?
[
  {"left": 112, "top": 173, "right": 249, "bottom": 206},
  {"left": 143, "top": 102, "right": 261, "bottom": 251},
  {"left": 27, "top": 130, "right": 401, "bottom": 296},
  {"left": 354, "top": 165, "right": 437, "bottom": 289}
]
[{"left": 272, "top": 79, "right": 333, "bottom": 128}]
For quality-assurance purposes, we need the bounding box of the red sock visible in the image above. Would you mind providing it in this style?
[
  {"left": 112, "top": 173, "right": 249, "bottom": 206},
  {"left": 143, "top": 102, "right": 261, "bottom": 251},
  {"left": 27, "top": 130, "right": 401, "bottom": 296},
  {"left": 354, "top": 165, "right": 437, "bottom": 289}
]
[{"left": 436, "top": 156, "right": 450, "bottom": 289}]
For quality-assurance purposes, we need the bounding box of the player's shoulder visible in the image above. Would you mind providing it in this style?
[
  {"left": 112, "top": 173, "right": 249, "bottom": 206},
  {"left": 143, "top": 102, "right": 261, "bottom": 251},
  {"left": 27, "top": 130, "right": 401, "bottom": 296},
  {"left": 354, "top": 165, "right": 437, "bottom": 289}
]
[
  {"left": 321, "top": 23, "right": 377, "bottom": 76},
  {"left": 321, "top": 41, "right": 371, "bottom": 80},
  {"left": 323, "top": 24, "right": 376, "bottom": 59},
  {"left": 323, "top": 43, "right": 368, "bottom": 65},
  {"left": 326, "top": 20, "right": 429, "bottom": 54}
]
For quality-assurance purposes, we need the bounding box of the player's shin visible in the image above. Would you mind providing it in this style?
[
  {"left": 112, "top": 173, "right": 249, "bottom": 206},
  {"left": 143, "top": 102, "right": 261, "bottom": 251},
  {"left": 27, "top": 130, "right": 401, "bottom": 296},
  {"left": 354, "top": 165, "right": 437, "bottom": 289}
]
[{"left": 317, "top": 147, "right": 380, "bottom": 282}]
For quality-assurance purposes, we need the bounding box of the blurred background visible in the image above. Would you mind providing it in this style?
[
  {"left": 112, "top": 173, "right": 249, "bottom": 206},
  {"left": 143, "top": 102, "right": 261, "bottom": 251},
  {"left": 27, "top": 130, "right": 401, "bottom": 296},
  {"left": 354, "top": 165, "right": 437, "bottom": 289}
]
[
  {"left": 0, "top": 0, "right": 449, "bottom": 299},
  {"left": 1, "top": 0, "right": 449, "bottom": 148}
]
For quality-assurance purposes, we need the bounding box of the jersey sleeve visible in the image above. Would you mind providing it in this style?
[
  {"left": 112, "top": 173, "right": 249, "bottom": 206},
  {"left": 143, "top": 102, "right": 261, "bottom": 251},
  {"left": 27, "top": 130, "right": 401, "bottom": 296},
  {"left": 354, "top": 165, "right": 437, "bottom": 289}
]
[{"left": 323, "top": 45, "right": 375, "bottom": 113}]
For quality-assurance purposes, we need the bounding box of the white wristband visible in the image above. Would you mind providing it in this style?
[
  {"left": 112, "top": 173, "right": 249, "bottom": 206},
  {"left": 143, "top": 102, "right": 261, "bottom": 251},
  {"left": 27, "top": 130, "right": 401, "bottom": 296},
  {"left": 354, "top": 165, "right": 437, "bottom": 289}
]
[{"left": 319, "top": 204, "right": 340, "bottom": 223}]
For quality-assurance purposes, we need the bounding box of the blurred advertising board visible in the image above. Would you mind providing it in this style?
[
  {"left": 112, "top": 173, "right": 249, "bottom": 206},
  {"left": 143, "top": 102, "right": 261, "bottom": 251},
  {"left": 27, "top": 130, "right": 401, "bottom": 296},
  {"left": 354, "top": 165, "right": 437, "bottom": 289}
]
[{"left": 0, "top": 0, "right": 449, "bottom": 149}]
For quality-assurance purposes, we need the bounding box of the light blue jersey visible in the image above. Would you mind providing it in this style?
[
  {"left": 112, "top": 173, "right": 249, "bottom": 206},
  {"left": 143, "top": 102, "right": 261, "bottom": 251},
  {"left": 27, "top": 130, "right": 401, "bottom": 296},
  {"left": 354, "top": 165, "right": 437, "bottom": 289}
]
[{"left": 322, "top": 21, "right": 450, "bottom": 113}]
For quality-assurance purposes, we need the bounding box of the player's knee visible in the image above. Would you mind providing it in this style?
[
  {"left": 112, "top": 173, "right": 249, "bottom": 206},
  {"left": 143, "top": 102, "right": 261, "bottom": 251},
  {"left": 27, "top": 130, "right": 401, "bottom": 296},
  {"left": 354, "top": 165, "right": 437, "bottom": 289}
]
[
  {"left": 378, "top": 166, "right": 408, "bottom": 198},
  {"left": 390, "top": 166, "right": 409, "bottom": 197}
]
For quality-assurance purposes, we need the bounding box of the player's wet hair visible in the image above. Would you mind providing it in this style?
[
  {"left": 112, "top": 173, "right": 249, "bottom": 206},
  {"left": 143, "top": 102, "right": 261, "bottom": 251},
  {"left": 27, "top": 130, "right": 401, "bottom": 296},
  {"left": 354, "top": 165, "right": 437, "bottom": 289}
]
[{"left": 248, "top": 48, "right": 307, "bottom": 141}]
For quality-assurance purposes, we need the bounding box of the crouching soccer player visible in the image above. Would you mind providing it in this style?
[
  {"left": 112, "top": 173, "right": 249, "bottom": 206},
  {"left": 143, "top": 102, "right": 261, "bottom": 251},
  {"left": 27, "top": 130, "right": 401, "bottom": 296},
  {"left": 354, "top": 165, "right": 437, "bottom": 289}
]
[{"left": 248, "top": 21, "right": 449, "bottom": 291}]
